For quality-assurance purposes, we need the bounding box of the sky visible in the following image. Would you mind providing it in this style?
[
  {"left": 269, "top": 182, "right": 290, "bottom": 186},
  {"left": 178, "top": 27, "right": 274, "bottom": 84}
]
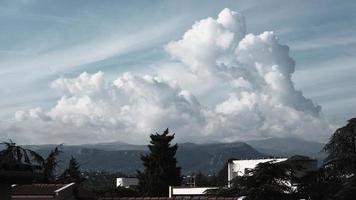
[{"left": 0, "top": 0, "right": 355, "bottom": 144}]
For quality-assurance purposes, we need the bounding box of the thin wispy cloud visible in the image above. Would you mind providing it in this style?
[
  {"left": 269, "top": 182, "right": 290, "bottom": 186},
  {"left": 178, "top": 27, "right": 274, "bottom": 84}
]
[
  {"left": 291, "top": 33, "right": 356, "bottom": 51},
  {"left": 0, "top": 0, "right": 355, "bottom": 144}
]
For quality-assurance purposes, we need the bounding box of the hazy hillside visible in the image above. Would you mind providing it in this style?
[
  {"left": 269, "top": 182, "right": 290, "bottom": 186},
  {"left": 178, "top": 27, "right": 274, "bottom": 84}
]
[
  {"left": 246, "top": 137, "right": 326, "bottom": 162},
  {"left": 23, "top": 137, "right": 328, "bottom": 174},
  {"left": 27, "top": 142, "right": 265, "bottom": 174},
  {"left": 177, "top": 142, "right": 265, "bottom": 174}
]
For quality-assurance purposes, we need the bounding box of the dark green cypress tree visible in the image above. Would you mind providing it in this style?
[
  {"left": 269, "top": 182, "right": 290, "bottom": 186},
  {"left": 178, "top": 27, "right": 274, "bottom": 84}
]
[{"left": 137, "top": 128, "right": 182, "bottom": 196}]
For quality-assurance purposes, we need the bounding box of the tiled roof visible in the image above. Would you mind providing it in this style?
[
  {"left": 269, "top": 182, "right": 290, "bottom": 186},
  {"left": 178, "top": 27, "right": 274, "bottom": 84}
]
[
  {"left": 12, "top": 183, "right": 70, "bottom": 195},
  {"left": 99, "top": 198, "right": 239, "bottom": 200}
]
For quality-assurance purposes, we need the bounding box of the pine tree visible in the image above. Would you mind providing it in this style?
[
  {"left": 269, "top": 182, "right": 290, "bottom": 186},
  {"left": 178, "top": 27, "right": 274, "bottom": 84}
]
[
  {"left": 59, "top": 156, "right": 82, "bottom": 183},
  {"left": 42, "top": 146, "right": 61, "bottom": 183},
  {"left": 137, "top": 128, "right": 182, "bottom": 196}
]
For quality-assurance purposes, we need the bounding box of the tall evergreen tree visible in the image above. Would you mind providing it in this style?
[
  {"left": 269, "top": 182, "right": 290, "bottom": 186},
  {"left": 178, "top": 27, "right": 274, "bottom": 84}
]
[
  {"left": 59, "top": 156, "right": 83, "bottom": 183},
  {"left": 42, "top": 146, "right": 61, "bottom": 183},
  {"left": 137, "top": 128, "right": 182, "bottom": 196}
]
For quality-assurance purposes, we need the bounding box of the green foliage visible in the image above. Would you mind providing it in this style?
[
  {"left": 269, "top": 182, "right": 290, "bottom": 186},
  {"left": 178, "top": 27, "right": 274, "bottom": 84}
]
[
  {"left": 324, "top": 118, "right": 356, "bottom": 176},
  {"left": 318, "top": 118, "right": 356, "bottom": 199},
  {"left": 296, "top": 168, "right": 343, "bottom": 200},
  {"left": 0, "top": 141, "right": 44, "bottom": 170},
  {"left": 0, "top": 141, "right": 64, "bottom": 184},
  {"left": 291, "top": 118, "right": 356, "bottom": 199},
  {"left": 41, "top": 146, "right": 61, "bottom": 182},
  {"left": 82, "top": 171, "right": 126, "bottom": 189},
  {"left": 238, "top": 161, "right": 296, "bottom": 200},
  {"left": 137, "top": 128, "right": 182, "bottom": 196},
  {"left": 59, "top": 156, "right": 83, "bottom": 183},
  {"left": 207, "top": 160, "right": 299, "bottom": 199}
]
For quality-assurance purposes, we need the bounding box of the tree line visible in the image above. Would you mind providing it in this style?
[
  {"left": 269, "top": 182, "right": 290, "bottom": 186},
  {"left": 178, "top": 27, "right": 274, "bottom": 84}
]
[
  {"left": 206, "top": 118, "right": 356, "bottom": 199},
  {"left": 136, "top": 120, "right": 356, "bottom": 199},
  {"left": 0, "top": 142, "right": 82, "bottom": 184},
  {"left": 1, "top": 118, "right": 356, "bottom": 199}
]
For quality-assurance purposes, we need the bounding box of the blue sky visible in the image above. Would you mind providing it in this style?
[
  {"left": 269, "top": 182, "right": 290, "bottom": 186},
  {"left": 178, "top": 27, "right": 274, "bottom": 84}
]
[{"left": 0, "top": 0, "right": 355, "bottom": 144}]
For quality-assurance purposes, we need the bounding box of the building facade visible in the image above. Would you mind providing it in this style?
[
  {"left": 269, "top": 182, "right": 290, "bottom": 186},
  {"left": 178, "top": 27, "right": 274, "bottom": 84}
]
[{"left": 227, "top": 158, "right": 288, "bottom": 187}]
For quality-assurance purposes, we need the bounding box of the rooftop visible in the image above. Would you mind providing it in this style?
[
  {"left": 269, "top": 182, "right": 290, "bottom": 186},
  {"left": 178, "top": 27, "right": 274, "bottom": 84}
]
[{"left": 12, "top": 183, "right": 75, "bottom": 195}]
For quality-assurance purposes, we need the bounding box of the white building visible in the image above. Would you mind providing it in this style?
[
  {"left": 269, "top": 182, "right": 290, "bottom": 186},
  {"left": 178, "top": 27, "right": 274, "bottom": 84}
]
[
  {"left": 169, "top": 186, "right": 217, "bottom": 198},
  {"left": 116, "top": 177, "right": 139, "bottom": 188},
  {"left": 227, "top": 158, "right": 288, "bottom": 187},
  {"left": 169, "top": 156, "right": 317, "bottom": 197}
]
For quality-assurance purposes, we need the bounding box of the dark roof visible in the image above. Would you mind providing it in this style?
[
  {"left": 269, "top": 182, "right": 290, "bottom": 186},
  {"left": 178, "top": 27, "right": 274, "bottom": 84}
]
[
  {"left": 75, "top": 186, "right": 98, "bottom": 200},
  {"left": 99, "top": 198, "right": 239, "bottom": 200},
  {"left": 12, "top": 183, "right": 73, "bottom": 195},
  {"left": 0, "top": 170, "right": 35, "bottom": 184}
]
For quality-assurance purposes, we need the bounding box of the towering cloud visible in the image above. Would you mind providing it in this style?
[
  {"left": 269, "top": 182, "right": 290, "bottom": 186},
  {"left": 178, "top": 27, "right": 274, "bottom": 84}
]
[
  {"left": 165, "top": 8, "right": 246, "bottom": 77},
  {"left": 4, "top": 8, "right": 331, "bottom": 144},
  {"left": 164, "top": 8, "right": 329, "bottom": 141}
]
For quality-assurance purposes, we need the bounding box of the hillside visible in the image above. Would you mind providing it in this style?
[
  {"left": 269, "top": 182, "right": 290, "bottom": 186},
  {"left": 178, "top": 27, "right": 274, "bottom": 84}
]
[
  {"left": 246, "top": 137, "right": 326, "bottom": 163},
  {"left": 27, "top": 142, "right": 265, "bottom": 174}
]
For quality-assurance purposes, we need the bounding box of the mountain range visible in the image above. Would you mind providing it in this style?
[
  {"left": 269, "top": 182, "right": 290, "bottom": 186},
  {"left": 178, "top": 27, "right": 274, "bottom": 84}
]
[
  {"left": 246, "top": 137, "right": 326, "bottom": 158},
  {"left": 25, "top": 137, "right": 325, "bottom": 174}
]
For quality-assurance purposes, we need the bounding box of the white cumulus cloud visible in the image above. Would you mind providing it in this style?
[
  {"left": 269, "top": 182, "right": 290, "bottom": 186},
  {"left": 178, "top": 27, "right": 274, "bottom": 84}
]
[
  {"left": 3, "top": 8, "right": 332, "bottom": 144},
  {"left": 9, "top": 72, "right": 207, "bottom": 144}
]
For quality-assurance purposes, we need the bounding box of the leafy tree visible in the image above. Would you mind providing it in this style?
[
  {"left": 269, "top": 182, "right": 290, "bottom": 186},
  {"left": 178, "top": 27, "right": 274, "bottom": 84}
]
[
  {"left": 236, "top": 161, "right": 296, "bottom": 200},
  {"left": 296, "top": 168, "right": 343, "bottom": 200},
  {"left": 324, "top": 118, "right": 356, "bottom": 176},
  {"left": 0, "top": 141, "right": 44, "bottom": 170},
  {"left": 207, "top": 160, "right": 299, "bottom": 199},
  {"left": 295, "top": 118, "right": 356, "bottom": 199},
  {"left": 137, "top": 128, "right": 182, "bottom": 196},
  {"left": 59, "top": 156, "right": 83, "bottom": 183},
  {"left": 0, "top": 141, "right": 43, "bottom": 200},
  {"left": 318, "top": 118, "right": 356, "bottom": 199}
]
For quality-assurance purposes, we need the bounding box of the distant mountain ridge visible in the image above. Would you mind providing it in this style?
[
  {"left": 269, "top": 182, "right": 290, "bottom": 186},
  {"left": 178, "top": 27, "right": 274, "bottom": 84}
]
[
  {"left": 25, "top": 141, "right": 265, "bottom": 174},
  {"left": 246, "top": 137, "right": 326, "bottom": 165},
  {"left": 23, "top": 137, "right": 325, "bottom": 174}
]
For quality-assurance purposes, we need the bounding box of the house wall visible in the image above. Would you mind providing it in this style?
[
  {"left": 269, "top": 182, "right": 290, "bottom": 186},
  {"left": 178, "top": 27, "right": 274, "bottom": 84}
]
[
  {"left": 116, "top": 178, "right": 139, "bottom": 188},
  {"left": 169, "top": 186, "right": 217, "bottom": 197},
  {"left": 227, "top": 158, "right": 287, "bottom": 187}
]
